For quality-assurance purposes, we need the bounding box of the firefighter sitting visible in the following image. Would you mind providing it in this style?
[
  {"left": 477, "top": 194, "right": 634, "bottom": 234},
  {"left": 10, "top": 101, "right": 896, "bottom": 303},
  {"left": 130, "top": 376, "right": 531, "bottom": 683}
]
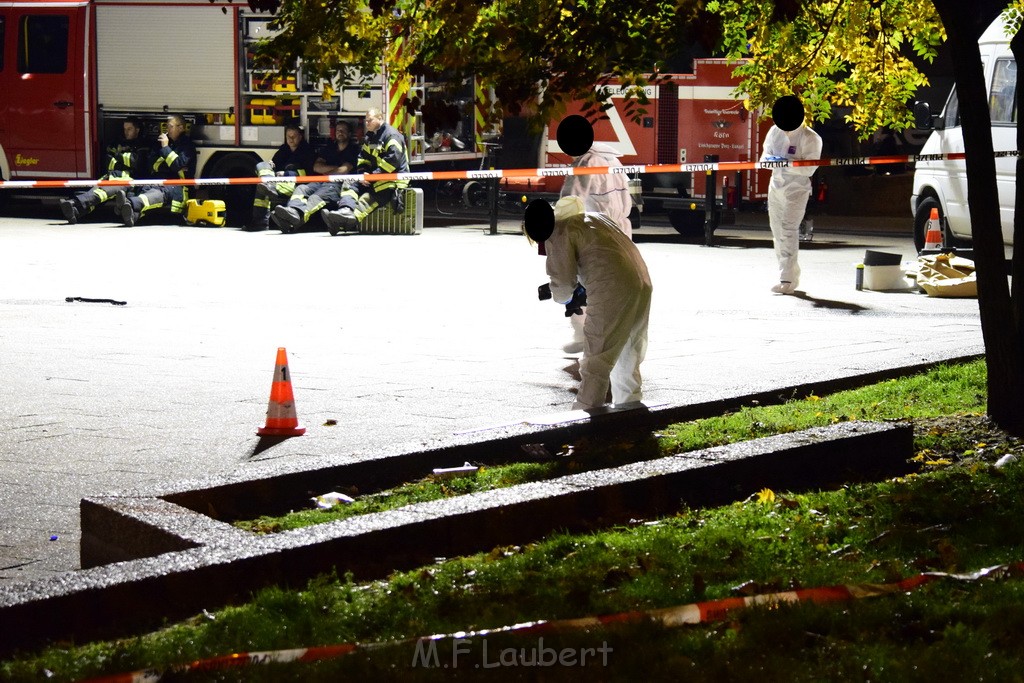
[
  {"left": 271, "top": 120, "right": 360, "bottom": 233},
  {"left": 321, "top": 107, "right": 409, "bottom": 235},
  {"left": 59, "top": 116, "right": 152, "bottom": 224},
  {"left": 246, "top": 122, "right": 316, "bottom": 231},
  {"left": 117, "top": 114, "right": 197, "bottom": 227}
]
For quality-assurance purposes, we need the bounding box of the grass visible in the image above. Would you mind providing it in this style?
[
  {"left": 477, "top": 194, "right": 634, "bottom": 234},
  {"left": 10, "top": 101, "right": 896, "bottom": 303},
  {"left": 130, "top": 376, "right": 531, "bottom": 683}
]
[
  {"left": 235, "top": 461, "right": 563, "bottom": 534},
  {"left": 4, "top": 359, "right": 1024, "bottom": 682}
]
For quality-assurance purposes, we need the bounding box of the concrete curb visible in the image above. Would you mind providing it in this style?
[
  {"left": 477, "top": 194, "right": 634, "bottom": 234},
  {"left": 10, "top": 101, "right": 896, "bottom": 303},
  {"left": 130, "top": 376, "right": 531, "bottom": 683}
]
[{"left": 0, "top": 419, "right": 913, "bottom": 657}]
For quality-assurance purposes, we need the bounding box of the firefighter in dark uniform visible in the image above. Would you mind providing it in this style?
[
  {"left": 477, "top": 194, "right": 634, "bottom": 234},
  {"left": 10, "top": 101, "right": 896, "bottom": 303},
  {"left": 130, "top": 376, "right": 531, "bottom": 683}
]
[
  {"left": 246, "top": 122, "right": 316, "bottom": 231},
  {"left": 322, "top": 107, "right": 409, "bottom": 234},
  {"left": 60, "top": 116, "right": 152, "bottom": 224},
  {"left": 271, "top": 119, "right": 360, "bottom": 233},
  {"left": 117, "top": 114, "right": 197, "bottom": 226}
]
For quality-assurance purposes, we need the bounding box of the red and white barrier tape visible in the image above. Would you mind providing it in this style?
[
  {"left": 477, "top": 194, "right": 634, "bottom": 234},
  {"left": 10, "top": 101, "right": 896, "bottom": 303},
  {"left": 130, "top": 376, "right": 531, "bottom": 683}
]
[
  {"left": 81, "top": 561, "right": 1024, "bottom": 683},
  {"left": 2, "top": 150, "right": 1018, "bottom": 191}
]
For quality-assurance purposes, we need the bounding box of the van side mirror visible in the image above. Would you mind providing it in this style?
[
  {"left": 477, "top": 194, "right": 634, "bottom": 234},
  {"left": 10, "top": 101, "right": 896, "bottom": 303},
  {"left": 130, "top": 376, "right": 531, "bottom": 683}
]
[
  {"left": 913, "top": 101, "right": 932, "bottom": 129},
  {"left": 913, "top": 101, "right": 944, "bottom": 131}
]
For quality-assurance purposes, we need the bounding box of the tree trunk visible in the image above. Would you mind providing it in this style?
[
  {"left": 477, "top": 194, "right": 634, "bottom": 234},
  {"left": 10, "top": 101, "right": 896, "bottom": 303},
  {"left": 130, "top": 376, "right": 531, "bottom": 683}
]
[
  {"left": 1010, "top": 30, "right": 1024, "bottom": 363},
  {"left": 933, "top": 2, "right": 1024, "bottom": 434}
]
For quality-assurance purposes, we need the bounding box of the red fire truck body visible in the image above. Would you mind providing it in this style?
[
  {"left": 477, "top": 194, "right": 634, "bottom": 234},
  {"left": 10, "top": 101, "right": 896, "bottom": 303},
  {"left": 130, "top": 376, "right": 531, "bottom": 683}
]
[
  {"left": 496, "top": 59, "right": 772, "bottom": 230},
  {"left": 0, "top": 0, "right": 487, "bottom": 219}
]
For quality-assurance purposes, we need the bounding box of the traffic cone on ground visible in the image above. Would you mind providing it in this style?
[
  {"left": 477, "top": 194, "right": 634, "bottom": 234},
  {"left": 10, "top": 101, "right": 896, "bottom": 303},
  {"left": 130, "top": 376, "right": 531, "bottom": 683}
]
[
  {"left": 257, "top": 347, "right": 306, "bottom": 437},
  {"left": 923, "top": 208, "right": 944, "bottom": 251}
]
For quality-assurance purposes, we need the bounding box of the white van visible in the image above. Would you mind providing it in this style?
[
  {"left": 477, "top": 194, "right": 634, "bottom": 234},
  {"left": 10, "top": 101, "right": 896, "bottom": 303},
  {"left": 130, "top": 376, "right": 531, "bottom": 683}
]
[{"left": 911, "top": 16, "right": 1016, "bottom": 250}]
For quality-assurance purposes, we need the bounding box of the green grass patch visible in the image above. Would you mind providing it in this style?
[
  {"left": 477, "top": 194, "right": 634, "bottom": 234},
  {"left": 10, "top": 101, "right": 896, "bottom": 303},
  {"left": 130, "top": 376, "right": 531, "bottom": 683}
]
[
  {"left": 6, "top": 359, "right": 1024, "bottom": 682},
  {"left": 659, "top": 359, "right": 987, "bottom": 454},
  {"left": 236, "top": 461, "right": 563, "bottom": 533}
]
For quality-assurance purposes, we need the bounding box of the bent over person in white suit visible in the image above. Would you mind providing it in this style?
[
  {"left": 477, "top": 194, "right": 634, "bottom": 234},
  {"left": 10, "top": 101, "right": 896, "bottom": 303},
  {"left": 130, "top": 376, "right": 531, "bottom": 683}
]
[{"left": 525, "top": 198, "right": 653, "bottom": 410}]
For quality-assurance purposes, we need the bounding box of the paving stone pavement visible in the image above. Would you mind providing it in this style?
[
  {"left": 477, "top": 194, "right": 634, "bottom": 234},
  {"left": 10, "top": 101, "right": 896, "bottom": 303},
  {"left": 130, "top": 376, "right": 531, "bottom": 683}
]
[{"left": 0, "top": 210, "right": 984, "bottom": 585}]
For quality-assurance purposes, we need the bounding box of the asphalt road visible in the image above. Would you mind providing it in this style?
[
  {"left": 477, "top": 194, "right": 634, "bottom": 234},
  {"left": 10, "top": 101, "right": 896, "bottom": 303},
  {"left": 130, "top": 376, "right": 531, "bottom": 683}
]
[{"left": 0, "top": 203, "right": 984, "bottom": 585}]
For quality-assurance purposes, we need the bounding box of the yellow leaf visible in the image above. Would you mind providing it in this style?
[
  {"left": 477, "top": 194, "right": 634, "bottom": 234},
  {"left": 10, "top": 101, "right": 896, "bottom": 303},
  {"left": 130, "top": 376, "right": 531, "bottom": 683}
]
[{"left": 756, "top": 488, "right": 775, "bottom": 505}]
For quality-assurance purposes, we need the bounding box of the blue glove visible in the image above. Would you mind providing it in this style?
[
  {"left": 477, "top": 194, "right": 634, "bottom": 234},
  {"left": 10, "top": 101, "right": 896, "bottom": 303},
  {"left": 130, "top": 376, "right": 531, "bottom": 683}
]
[{"left": 564, "top": 284, "right": 587, "bottom": 317}]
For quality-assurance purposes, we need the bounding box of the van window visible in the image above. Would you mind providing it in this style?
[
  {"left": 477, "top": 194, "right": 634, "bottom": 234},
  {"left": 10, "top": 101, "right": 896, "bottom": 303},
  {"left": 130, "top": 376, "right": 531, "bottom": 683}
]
[
  {"left": 990, "top": 59, "right": 1017, "bottom": 124},
  {"left": 943, "top": 90, "right": 960, "bottom": 128},
  {"left": 17, "top": 15, "right": 68, "bottom": 74}
]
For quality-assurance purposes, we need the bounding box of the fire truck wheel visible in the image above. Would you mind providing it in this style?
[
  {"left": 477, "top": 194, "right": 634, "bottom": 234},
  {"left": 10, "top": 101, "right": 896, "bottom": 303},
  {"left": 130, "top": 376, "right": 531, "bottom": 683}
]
[
  {"left": 462, "top": 180, "right": 488, "bottom": 208},
  {"left": 667, "top": 209, "right": 705, "bottom": 236}
]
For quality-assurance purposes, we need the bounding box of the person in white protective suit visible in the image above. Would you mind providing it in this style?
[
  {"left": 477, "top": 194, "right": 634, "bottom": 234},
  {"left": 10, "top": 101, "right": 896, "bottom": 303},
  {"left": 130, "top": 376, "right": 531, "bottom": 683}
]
[
  {"left": 560, "top": 141, "right": 633, "bottom": 237},
  {"left": 759, "top": 95, "right": 822, "bottom": 294},
  {"left": 525, "top": 197, "right": 653, "bottom": 410},
  {"left": 559, "top": 142, "right": 635, "bottom": 353}
]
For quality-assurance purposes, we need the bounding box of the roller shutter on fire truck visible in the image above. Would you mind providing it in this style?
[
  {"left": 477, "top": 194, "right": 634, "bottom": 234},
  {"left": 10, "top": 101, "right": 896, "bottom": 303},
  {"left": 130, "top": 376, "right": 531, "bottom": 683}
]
[{"left": 94, "top": 2, "right": 235, "bottom": 112}]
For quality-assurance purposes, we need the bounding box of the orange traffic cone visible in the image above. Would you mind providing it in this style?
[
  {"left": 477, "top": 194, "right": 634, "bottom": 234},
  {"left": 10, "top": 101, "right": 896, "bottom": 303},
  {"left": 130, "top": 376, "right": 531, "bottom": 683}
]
[
  {"left": 923, "top": 208, "right": 944, "bottom": 251},
  {"left": 257, "top": 347, "right": 306, "bottom": 437}
]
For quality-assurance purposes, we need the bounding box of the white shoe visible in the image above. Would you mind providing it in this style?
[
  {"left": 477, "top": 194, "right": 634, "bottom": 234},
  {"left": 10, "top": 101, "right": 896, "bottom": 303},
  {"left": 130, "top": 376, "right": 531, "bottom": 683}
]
[
  {"left": 562, "top": 340, "right": 584, "bottom": 354},
  {"left": 771, "top": 281, "right": 797, "bottom": 294}
]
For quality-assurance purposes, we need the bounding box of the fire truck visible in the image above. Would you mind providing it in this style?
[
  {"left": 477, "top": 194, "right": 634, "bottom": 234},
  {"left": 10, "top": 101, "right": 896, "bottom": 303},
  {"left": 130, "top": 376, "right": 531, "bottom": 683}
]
[
  {"left": 0, "top": 0, "right": 491, "bottom": 222},
  {"left": 475, "top": 59, "right": 772, "bottom": 234}
]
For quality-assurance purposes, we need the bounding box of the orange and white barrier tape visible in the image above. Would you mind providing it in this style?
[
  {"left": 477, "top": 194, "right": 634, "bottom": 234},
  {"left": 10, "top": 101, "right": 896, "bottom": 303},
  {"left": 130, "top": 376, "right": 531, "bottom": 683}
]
[
  {"left": 81, "top": 561, "right": 1024, "bottom": 683},
  {"left": 1, "top": 150, "right": 1019, "bottom": 191}
]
